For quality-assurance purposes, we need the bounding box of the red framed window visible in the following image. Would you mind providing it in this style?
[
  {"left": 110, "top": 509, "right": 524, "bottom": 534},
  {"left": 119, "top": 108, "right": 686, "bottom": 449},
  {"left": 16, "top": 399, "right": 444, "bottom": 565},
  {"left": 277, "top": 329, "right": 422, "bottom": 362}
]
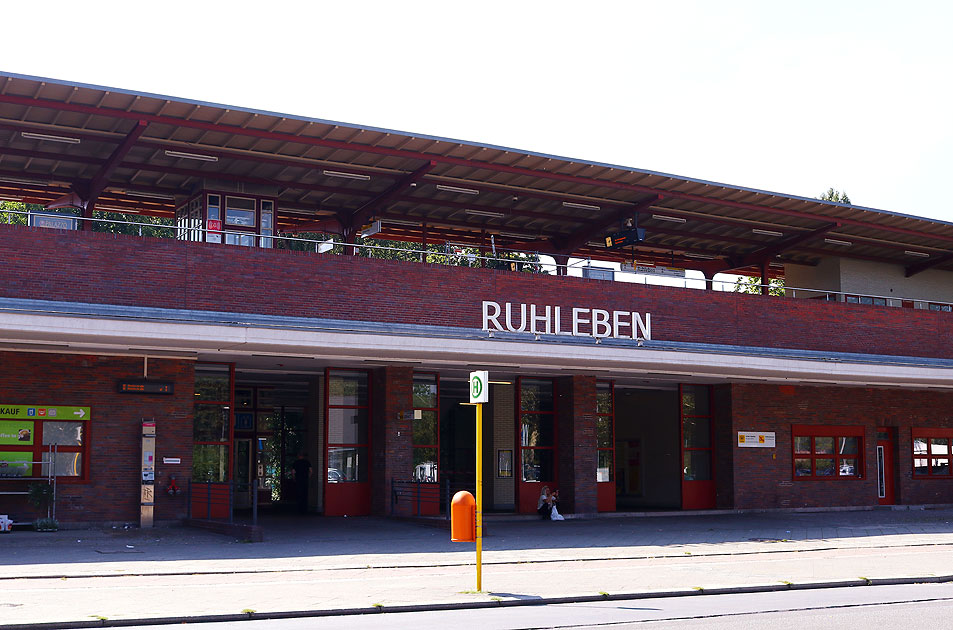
[
  {"left": 0, "top": 416, "right": 89, "bottom": 481},
  {"left": 792, "top": 425, "right": 863, "bottom": 479},
  {"left": 412, "top": 373, "right": 439, "bottom": 482},
  {"left": 518, "top": 378, "right": 556, "bottom": 483},
  {"left": 596, "top": 381, "right": 614, "bottom": 482},
  {"left": 912, "top": 429, "right": 953, "bottom": 477},
  {"left": 192, "top": 363, "right": 235, "bottom": 483}
]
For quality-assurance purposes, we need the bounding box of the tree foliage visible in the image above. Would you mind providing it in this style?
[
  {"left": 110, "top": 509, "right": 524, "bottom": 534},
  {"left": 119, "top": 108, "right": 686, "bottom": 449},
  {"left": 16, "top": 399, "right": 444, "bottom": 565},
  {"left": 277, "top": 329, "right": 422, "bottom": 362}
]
[
  {"left": 733, "top": 274, "right": 785, "bottom": 296},
  {"left": 819, "top": 188, "right": 851, "bottom": 204}
]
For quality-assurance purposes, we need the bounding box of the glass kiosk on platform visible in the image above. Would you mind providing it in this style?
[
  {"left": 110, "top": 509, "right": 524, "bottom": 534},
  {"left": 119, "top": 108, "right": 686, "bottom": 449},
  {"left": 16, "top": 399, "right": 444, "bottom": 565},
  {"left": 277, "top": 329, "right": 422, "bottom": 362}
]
[{"left": 175, "top": 191, "right": 275, "bottom": 247}]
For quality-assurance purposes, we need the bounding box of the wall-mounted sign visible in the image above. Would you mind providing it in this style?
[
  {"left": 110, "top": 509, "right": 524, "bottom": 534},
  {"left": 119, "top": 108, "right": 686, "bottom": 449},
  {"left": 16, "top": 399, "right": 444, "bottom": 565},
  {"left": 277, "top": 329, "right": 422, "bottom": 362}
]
[
  {"left": 737, "top": 431, "right": 776, "bottom": 448},
  {"left": 118, "top": 381, "right": 174, "bottom": 395},
  {"left": 162, "top": 457, "right": 181, "bottom": 464},
  {"left": 620, "top": 263, "right": 686, "bottom": 279},
  {"left": 0, "top": 405, "right": 90, "bottom": 420},
  {"left": 482, "top": 301, "right": 651, "bottom": 340},
  {"left": 0, "top": 420, "right": 34, "bottom": 445}
]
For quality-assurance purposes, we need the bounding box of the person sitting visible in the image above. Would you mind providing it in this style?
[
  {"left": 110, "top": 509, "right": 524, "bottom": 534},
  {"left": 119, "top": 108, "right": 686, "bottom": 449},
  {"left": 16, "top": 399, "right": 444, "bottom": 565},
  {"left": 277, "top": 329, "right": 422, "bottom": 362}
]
[{"left": 537, "top": 486, "right": 559, "bottom": 519}]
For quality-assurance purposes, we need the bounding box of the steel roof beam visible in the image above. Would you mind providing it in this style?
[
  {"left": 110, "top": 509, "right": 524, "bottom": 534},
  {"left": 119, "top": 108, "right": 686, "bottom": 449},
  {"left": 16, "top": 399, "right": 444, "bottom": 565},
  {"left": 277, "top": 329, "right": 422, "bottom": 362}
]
[
  {"left": 76, "top": 120, "right": 148, "bottom": 203},
  {"left": 720, "top": 223, "right": 840, "bottom": 273},
  {"left": 548, "top": 195, "right": 663, "bottom": 254},
  {"left": 3, "top": 92, "right": 952, "bottom": 245},
  {"left": 906, "top": 252, "right": 953, "bottom": 278},
  {"left": 343, "top": 161, "right": 436, "bottom": 233}
]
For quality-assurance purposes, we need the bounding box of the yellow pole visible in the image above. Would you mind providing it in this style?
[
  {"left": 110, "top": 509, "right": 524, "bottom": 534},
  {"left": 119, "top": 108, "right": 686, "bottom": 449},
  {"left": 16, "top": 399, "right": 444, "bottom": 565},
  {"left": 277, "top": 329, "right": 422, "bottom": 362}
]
[{"left": 475, "top": 401, "right": 483, "bottom": 591}]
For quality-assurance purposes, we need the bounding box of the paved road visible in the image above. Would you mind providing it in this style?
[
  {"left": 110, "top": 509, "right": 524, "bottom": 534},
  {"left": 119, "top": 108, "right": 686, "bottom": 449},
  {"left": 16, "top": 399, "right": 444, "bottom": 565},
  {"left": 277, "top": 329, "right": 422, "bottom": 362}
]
[
  {"left": 5, "top": 509, "right": 953, "bottom": 627},
  {"left": 122, "top": 584, "right": 953, "bottom": 629}
]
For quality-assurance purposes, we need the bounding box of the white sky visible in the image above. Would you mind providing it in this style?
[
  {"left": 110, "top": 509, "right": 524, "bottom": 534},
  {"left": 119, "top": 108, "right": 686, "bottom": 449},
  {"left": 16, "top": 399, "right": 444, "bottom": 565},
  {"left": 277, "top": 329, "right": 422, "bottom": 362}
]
[{"left": 3, "top": 1, "right": 952, "bottom": 221}]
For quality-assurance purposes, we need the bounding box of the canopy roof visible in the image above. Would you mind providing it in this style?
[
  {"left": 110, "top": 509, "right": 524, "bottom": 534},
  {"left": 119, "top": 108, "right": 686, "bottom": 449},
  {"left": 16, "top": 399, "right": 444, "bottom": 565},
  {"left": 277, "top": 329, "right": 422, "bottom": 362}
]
[{"left": 1, "top": 70, "right": 952, "bottom": 276}]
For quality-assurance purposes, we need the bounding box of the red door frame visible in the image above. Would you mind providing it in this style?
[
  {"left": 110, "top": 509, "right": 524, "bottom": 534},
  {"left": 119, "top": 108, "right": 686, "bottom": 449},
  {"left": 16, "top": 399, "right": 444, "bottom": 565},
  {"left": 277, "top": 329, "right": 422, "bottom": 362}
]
[
  {"left": 596, "top": 380, "right": 616, "bottom": 512},
  {"left": 877, "top": 426, "right": 895, "bottom": 505},
  {"left": 679, "top": 384, "right": 716, "bottom": 510},
  {"left": 323, "top": 367, "right": 372, "bottom": 516},
  {"left": 515, "top": 377, "right": 557, "bottom": 514}
]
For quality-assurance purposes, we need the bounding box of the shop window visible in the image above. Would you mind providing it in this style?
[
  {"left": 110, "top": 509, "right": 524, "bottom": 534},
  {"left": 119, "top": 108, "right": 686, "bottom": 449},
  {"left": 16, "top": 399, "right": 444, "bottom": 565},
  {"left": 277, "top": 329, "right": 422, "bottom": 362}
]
[
  {"left": 519, "top": 378, "right": 555, "bottom": 482},
  {"left": 1, "top": 418, "right": 88, "bottom": 480},
  {"left": 912, "top": 429, "right": 953, "bottom": 477},
  {"left": 596, "top": 381, "right": 613, "bottom": 482},
  {"left": 792, "top": 425, "right": 863, "bottom": 479},
  {"left": 412, "top": 373, "right": 439, "bottom": 482},
  {"left": 326, "top": 369, "right": 370, "bottom": 483}
]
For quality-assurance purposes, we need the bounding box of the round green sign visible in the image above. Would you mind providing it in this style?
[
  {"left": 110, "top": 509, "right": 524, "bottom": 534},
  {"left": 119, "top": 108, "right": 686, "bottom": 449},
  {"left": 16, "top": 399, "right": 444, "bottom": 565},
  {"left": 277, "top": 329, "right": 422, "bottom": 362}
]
[{"left": 471, "top": 376, "right": 483, "bottom": 398}]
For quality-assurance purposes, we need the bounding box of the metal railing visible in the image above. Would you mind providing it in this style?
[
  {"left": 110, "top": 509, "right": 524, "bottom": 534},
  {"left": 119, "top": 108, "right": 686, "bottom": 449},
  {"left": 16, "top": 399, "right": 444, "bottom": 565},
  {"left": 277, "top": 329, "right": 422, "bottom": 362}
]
[{"left": 3, "top": 208, "right": 953, "bottom": 311}]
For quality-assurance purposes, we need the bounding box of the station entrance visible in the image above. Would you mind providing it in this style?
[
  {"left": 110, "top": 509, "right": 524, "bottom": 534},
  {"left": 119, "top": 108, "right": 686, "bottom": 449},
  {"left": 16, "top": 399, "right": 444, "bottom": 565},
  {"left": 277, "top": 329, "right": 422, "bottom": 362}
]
[{"left": 613, "top": 385, "right": 716, "bottom": 511}]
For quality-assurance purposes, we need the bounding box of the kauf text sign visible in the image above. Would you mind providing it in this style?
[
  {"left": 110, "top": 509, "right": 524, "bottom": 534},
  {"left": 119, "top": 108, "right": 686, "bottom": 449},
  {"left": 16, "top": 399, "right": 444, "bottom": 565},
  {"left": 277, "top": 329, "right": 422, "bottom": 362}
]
[{"left": 482, "top": 301, "right": 651, "bottom": 340}]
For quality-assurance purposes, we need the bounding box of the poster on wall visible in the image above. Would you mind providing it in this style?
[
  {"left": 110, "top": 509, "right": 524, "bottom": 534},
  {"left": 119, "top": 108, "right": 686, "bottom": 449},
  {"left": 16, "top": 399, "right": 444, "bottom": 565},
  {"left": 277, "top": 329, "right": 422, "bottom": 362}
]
[
  {"left": 0, "top": 420, "right": 34, "bottom": 445},
  {"left": 737, "top": 431, "right": 776, "bottom": 448},
  {"left": 497, "top": 449, "right": 512, "bottom": 478},
  {"left": 0, "top": 451, "right": 33, "bottom": 477}
]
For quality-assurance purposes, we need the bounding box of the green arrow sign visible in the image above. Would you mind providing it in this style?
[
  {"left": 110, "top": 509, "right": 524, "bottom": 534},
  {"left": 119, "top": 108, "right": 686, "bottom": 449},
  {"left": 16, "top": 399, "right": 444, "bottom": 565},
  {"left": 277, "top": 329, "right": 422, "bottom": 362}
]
[{"left": 0, "top": 405, "right": 91, "bottom": 420}]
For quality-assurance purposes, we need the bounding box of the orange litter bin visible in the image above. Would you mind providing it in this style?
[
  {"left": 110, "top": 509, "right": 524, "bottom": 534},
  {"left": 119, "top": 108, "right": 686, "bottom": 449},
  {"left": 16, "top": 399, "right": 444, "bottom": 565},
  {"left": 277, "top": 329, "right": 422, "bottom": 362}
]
[{"left": 450, "top": 490, "right": 476, "bottom": 542}]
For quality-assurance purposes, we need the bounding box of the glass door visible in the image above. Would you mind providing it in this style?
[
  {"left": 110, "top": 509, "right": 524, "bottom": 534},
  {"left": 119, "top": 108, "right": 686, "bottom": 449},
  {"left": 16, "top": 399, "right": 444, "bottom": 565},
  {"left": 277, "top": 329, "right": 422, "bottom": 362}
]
[
  {"left": 324, "top": 369, "right": 372, "bottom": 516},
  {"left": 680, "top": 384, "right": 716, "bottom": 509},
  {"left": 517, "top": 378, "right": 556, "bottom": 514}
]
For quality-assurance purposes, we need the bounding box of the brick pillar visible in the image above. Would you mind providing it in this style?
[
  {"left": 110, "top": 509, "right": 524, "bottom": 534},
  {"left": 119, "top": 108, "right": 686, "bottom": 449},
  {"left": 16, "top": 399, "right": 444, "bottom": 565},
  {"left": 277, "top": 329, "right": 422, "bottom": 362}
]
[
  {"left": 371, "top": 366, "right": 414, "bottom": 515},
  {"left": 556, "top": 375, "right": 597, "bottom": 514}
]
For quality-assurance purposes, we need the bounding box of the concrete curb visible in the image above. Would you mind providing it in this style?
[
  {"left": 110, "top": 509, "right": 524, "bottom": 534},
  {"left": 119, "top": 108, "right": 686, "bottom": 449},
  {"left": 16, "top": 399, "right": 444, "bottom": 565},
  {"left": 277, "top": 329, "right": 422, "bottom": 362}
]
[{"left": 4, "top": 574, "right": 953, "bottom": 630}]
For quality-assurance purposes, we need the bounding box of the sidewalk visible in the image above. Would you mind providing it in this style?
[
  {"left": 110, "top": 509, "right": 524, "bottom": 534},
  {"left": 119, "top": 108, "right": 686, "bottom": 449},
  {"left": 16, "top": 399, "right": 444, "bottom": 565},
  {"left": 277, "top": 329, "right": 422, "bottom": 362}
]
[{"left": 4, "top": 508, "right": 953, "bottom": 628}]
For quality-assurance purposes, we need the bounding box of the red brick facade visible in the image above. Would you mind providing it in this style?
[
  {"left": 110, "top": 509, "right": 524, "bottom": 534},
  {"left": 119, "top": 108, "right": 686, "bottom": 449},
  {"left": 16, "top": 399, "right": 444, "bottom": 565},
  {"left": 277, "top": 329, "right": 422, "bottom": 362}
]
[
  {"left": 2, "top": 226, "right": 953, "bottom": 521},
  {"left": 727, "top": 384, "right": 953, "bottom": 508},
  {"left": 0, "top": 351, "right": 194, "bottom": 525},
  {"left": 2, "top": 224, "right": 953, "bottom": 360}
]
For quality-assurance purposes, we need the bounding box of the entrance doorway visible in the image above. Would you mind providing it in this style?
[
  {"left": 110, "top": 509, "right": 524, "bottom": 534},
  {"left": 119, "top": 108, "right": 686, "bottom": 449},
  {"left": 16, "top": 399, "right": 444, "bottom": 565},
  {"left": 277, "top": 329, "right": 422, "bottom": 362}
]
[
  {"left": 876, "top": 426, "right": 895, "bottom": 505},
  {"left": 613, "top": 387, "right": 680, "bottom": 510},
  {"left": 232, "top": 382, "right": 309, "bottom": 511}
]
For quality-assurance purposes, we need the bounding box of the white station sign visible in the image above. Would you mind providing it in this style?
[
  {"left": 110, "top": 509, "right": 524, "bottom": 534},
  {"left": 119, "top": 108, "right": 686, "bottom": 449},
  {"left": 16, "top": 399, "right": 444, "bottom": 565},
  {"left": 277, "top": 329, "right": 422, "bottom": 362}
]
[{"left": 469, "top": 371, "right": 489, "bottom": 404}]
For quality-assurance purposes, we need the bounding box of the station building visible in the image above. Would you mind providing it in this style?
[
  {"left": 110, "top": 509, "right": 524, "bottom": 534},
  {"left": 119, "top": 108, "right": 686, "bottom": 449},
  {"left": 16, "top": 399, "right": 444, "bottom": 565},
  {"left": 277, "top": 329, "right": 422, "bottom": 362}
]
[{"left": 1, "top": 71, "right": 953, "bottom": 526}]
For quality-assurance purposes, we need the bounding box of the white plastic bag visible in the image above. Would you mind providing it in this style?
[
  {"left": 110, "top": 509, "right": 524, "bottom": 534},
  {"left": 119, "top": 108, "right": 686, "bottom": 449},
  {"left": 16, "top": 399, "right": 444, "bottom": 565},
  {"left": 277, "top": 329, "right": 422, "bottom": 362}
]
[{"left": 550, "top": 505, "right": 564, "bottom": 521}]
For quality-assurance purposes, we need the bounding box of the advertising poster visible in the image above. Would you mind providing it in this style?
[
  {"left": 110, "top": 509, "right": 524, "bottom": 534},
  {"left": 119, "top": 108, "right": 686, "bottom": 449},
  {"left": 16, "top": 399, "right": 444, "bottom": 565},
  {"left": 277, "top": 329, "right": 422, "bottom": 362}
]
[
  {"left": 0, "top": 451, "right": 33, "bottom": 477},
  {"left": 0, "top": 420, "right": 34, "bottom": 445}
]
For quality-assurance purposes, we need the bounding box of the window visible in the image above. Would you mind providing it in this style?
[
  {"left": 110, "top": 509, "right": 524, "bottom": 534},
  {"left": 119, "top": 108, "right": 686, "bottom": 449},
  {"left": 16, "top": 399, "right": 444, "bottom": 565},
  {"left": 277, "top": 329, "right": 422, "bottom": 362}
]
[
  {"left": 928, "top": 303, "right": 952, "bottom": 312},
  {"left": 792, "top": 425, "right": 863, "bottom": 479},
  {"left": 519, "top": 378, "right": 555, "bottom": 482},
  {"left": 845, "top": 295, "right": 887, "bottom": 306},
  {"left": 224, "top": 196, "right": 257, "bottom": 227},
  {"left": 412, "top": 373, "right": 439, "bottom": 482},
  {"left": 912, "top": 429, "right": 953, "bottom": 477},
  {"left": 596, "top": 382, "right": 613, "bottom": 482},
  {"left": 0, "top": 416, "right": 88, "bottom": 480}
]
